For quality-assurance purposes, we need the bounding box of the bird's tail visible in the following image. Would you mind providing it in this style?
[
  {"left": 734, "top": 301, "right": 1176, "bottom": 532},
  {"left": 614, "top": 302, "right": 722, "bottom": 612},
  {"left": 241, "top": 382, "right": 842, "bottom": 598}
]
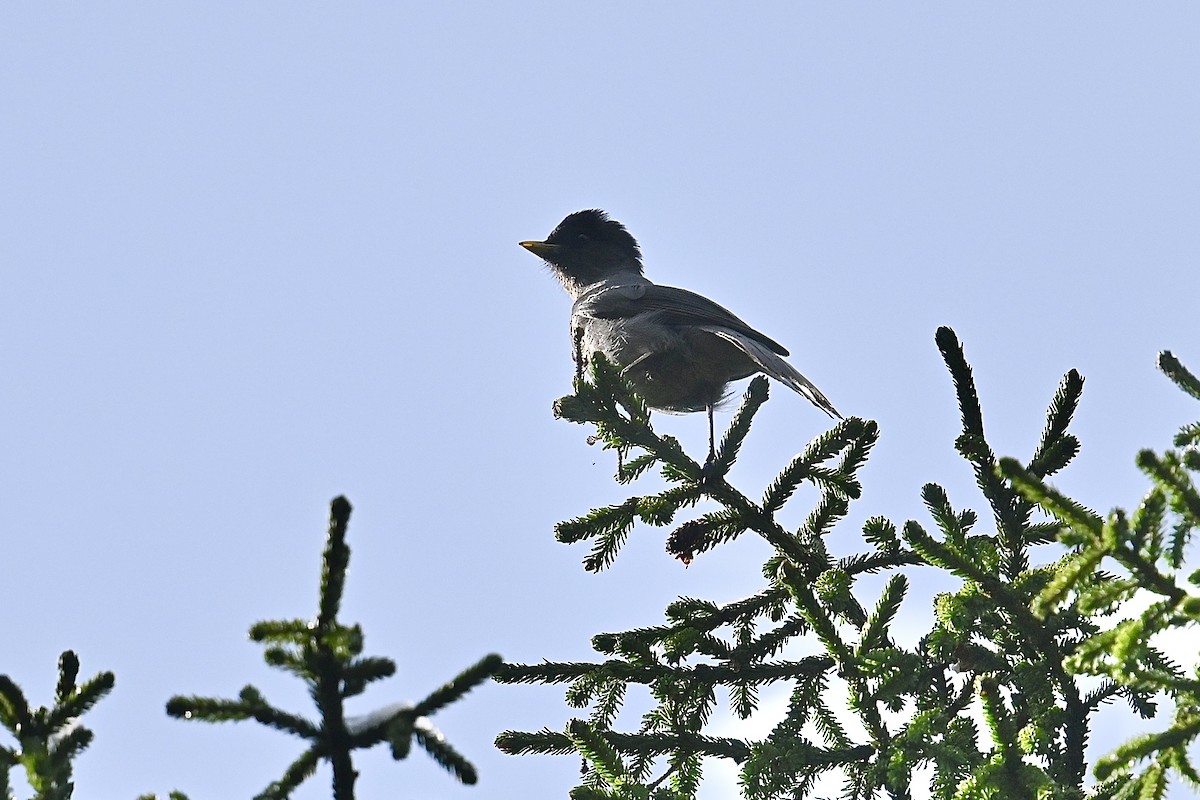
[{"left": 704, "top": 328, "right": 842, "bottom": 420}]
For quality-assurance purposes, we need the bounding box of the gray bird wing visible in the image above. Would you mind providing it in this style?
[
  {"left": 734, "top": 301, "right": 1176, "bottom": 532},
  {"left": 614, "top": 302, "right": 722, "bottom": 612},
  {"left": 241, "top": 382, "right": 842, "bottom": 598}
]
[
  {"left": 700, "top": 327, "right": 842, "bottom": 420},
  {"left": 583, "top": 283, "right": 791, "bottom": 356}
]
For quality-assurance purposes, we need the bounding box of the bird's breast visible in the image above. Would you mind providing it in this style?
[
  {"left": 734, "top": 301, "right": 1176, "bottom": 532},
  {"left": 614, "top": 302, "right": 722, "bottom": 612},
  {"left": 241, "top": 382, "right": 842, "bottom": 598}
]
[
  {"left": 569, "top": 312, "right": 755, "bottom": 412},
  {"left": 571, "top": 311, "right": 673, "bottom": 366}
]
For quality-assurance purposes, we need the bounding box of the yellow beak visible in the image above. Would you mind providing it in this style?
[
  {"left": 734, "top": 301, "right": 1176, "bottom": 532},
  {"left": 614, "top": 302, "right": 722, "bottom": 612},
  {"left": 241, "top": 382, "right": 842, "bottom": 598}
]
[{"left": 519, "top": 240, "right": 560, "bottom": 259}]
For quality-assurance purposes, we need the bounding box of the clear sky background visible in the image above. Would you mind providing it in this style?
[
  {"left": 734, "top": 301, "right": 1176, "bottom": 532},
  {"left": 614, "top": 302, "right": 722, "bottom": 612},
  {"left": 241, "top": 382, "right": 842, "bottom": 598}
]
[{"left": 3, "top": 4, "right": 1199, "bottom": 799}]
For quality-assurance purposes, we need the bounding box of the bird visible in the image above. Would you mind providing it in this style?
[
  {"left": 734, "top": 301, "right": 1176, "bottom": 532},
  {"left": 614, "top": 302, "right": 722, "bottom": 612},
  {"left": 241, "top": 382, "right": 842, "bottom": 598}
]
[{"left": 520, "top": 209, "right": 840, "bottom": 462}]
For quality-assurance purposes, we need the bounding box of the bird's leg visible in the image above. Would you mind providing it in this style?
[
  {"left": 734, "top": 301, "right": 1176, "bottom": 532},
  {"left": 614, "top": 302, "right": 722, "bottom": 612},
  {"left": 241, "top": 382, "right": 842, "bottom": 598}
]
[
  {"left": 619, "top": 351, "right": 653, "bottom": 375},
  {"left": 700, "top": 404, "right": 717, "bottom": 482},
  {"left": 700, "top": 407, "right": 710, "bottom": 462}
]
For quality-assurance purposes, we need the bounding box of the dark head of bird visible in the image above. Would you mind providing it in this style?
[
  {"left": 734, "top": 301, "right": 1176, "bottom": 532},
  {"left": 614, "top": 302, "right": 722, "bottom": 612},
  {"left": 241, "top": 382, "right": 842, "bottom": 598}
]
[{"left": 520, "top": 209, "right": 643, "bottom": 292}]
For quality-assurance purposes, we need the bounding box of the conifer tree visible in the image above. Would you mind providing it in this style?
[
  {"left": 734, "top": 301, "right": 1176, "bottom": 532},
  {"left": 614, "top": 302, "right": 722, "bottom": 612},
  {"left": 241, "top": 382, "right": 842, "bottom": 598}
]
[
  {"left": 2, "top": 498, "right": 501, "bottom": 800},
  {"left": 496, "top": 327, "right": 1200, "bottom": 800},
  {"left": 165, "top": 496, "right": 502, "bottom": 800},
  {"left": 0, "top": 651, "right": 113, "bottom": 800},
  {"left": 999, "top": 352, "right": 1200, "bottom": 798}
]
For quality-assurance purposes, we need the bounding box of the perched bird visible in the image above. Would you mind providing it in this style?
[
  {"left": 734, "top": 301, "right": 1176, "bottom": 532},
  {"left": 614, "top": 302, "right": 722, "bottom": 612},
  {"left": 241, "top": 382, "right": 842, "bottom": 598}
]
[{"left": 520, "top": 209, "right": 840, "bottom": 460}]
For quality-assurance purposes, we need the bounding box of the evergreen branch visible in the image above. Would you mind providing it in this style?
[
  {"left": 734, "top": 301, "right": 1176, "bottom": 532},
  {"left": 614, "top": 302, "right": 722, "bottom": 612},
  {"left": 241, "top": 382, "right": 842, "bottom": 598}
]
[
  {"left": 779, "top": 562, "right": 891, "bottom": 750},
  {"left": 522, "top": 328, "right": 1198, "bottom": 798},
  {"left": 705, "top": 475, "right": 823, "bottom": 569},
  {"left": 1027, "top": 436, "right": 1081, "bottom": 483},
  {"left": 317, "top": 623, "right": 364, "bottom": 658},
  {"left": 53, "top": 652, "right": 79, "bottom": 702},
  {"left": 977, "top": 679, "right": 1029, "bottom": 791},
  {"left": 1032, "top": 546, "right": 1107, "bottom": 619},
  {"left": 711, "top": 377, "right": 770, "bottom": 473},
  {"left": 811, "top": 688, "right": 854, "bottom": 749},
  {"left": 590, "top": 680, "right": 628, "bottom": 729},
  {"left": 722, "top": 659, "right": 836, "bottom": 683},
  {"left": 618, "top": 452, "right": 661, "bottom": 483},
  {"left": 1093, "top": 715, "right": 1200, "bottom": 781},
  {"left": 317, "top": 496, "right": 352, "bottom": 630},
  {"left": 671, "top": 629, "right": 734, "bottom": 662},
  {"left": 642, "top": 486, "right": 704, "bottom": 524},
  {"left": 779, "top": 563, "right": 855, "bottom": 666},
  {"left": 814, "top": 567, "right": 868, "bottom": 628},
  {"left": 342, "top": 656, "right": 398, "bottom": 687},
  {"left": 936, "top": 326, "right": 985, "bottom": 438},
  {"left": 166, "top": 692, "right": 319, "bottom": 736},
  {"left": 689, "top": 588, "right": 792, "bottom": 627},
  {"left": 805, "top": 465, "right": 863, "bottom": 501},
  {"left": 739, "top": 614, "right": 811, "bottom": 661},
  {"left": 902, "top": 520, "right": 994, "bottom": 588},
  {"left": 1074, "top": 570, "right": 1137, "bottom": 617},
  {"left": 904, "top": 515, "right": 1089, "bottom": 785},
  {"left": 799, "top": 492, "right": 850, "bottom": 539},
  {"left": 495, "top": 660, "right": 613, "bottom": 684},
  {"left": 48, "top": 669, "right": 114, "bottom": 730},
  {"left": 411, "top": 653, "right": 503, "bottom": 717},
  {"left": 762, "top": 418, "right": 871, "bottom": 512},
  {"left": 1106, "top": 509, "right": 1185, "bottom": 602},
  {"left": 0, "top": 676, "right": 30, "bottom": 732},
  {"left": 248, "top": 619, "right": 314, "bottom": 643},
  {"left": 497, "top": 657, "right": 833, "bottom": 691},
  {"left": 592, "top": 626, "right": 668, "bottom": 657},
  {"left": 0, "top": 654, "right": 113, "bottom": 800},
  {"left": 557, "top": 356, "right": 874, "bottom": 576},
  {"left": 254, "top": 748, "right": 320, "bottom": 800},
  {"left": 838, "top": 549, "right": 925, "bottom": 577},
  {"left": 557, "top": 498, "right": 640, "bottom": 545},
  {"left": 922, "top": 483, "right": 970, "bottom": 546},
  {"left": 839, "top": 419, "right": 879, "bottom": 482},
  {"left": 1023, "top": 521, "right": 1063, "bottom": 546},
  {"left": 997, "top": 458, "right": 1103, "bottom": 535},
  {"left": 262, "top": 647, "right": 312, "bottom": 680},
  {"left": 1175, "top": 421, "right": 1200, "bottom": 450},
  {"left": 666, "top": 750, "right": 703, "bottom": 796},
  {"left": 862, "top": 515, "right": 900, "bottom": 551},
  {"left": 565, "top": 671, "right": 604, "bottom": 709},
  {"left": 555, "top": 356, "right": 697, "bottom": 474},
  {"left": 742, "top": 739, "right": 875, "bottom": 798},
  {"left": 664, "top": 510, "right": 749, "bottom": 564},
  {"left": 584, "top": 530, "right": 633, "bottom": 572},
  {"left": 1138, "top": 449, "right": 1200, "bottom": 523},
  {"left": 414, "top": 723, "right": 478, "bottom": 784},
  {"left": 1028, "top": 370, "right": 1085, "bottom": 479},
  {"left": 1159, "top": 351, "right": 1200, "bottom": 401},
  {"left": 41, "top": 725, "right": 93, "bottom": 763},
  {"left": 731, "top": 681, "right": 758, "bottom": 719},
  {"left": 568, "top": 718, "right": 629, "bottom": 786},
  {"left": 503, "top": 724, "right": 756, "bottom": 764},
  {"left": 494, "top": 727, "right": 579, "bottom": 756},
  {"left": 1084, "top": 680, "right": 1122, "bottom": 710},
  {"left": 561, "top": 485, "right": 703, "bottom": 569},
  {"left": 165, "top": 498, "right": 492, "bottom": 796},
  {"left": 860, "top": 575, "right": 908, "bottom": 653},
  {"left": 1172, "top": 525, "right": 1196, "bottom": 578},
  {"left": 942, "top": 343, "right": 1033, "bottom": 580},
  {"left": 1170, "top": 740, "right": 1200, "bottom": 786}
]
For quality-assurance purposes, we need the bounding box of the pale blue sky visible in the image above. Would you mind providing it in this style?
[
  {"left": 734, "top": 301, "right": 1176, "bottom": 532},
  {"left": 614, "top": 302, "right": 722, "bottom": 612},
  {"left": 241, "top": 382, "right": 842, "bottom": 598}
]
[{"left": 2, "top": 4, "right": 1199, "bottom": 799}]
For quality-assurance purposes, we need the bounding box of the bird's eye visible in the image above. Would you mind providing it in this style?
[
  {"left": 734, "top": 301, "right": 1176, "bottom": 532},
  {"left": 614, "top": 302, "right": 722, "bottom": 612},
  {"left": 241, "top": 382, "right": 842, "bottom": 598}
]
[{"left": 576, "top": 233, "right": 591, "bottom": 243}]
